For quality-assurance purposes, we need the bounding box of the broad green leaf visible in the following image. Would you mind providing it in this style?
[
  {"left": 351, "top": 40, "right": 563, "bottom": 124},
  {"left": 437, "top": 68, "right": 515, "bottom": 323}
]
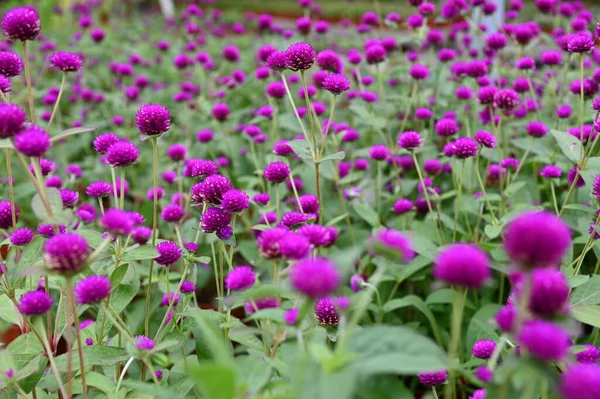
[
  {"left": 54, "top": 346, "right": 129, "bottom": 371},
  {"left": 425, "top": 289, "right": 454, "bottom": 305},
  {"left": 352, "top": 202, "right": 380, "bottom": 227},
  {"left": 245, "top": 308, "right": 285, "bottom": 323},
  {"left": 187, "top": 362, "right": 236, "bottom": 399},
  {"left": 572, "top": 305, "right": 600, "bottom": 328},
  {"left": 484, "top": 224, "right": 502, "bottom": 239},
  {"left": 110, "top": 278, "right": 140, "bottom": 314},
  {"left": 571, "top": 275, "right": 600, "bottom": 306},
  {"left": 184, "top": 308, "right": 233, "bottom": 364},
  {"left": 31, "top": 187, "right": 64, "bottom": 222},
  {"left": 121, "top": 380, "right": 180, "bottom": 397},
  {"left": 85, "top": 371, "right": 116, "bottom": 394},
  {"left": 326, "top": 213, "right": 349, "bottom": 227},
  {"left": 0, "top": 294, "right": 19, "bottom": 325},
  {"left": 354, "top": 375, "right": 414, "bottom": 399},
  {"left": 287, "top": 139, "right": 313, "bottom": 160},
  {"left": 235, "top": 355, "right": 272, "bottom": 394},
  {"left": 316, "top": 151, "right": 345, "bottom": 164},
  {"left": 77, "top": 229, "right": 105, "bottom": 249},
  {"left": 383, "top": 295, "right": 443, "bottom": 345},
  {"left": 550, "top": 129, "right": 582, "bottom": 163},
  {"left": 110, "top": 263, "right": 129, "bottom": 286},
  {"left": 504, "top": 181, "right": 527, "bottom": 197},
  {"left": 7, "top": 333, "right": 43, "bottom": 355},
  {"left": 0, "top": 139, "right": 14, "bottom": 149},
  {"left": 410, "top": 234, "right": 439, "bottom": 260},
  {"left": 298, "top": 363, "right": 357, "bottom": 399},
  {"left": 568, "top": 275, "right": 590, "bottom": 288},
  {"left": 346, "top": 325, "right": 447, "bottom": 375},
  {"left": 50, "top": 126, "right": 96, "bottom": 143},
  {"left": 13, "top": 237, "right": 44, "bottom": 276},
  {"left": 121, "top": 246, "right": 159, "bottom": 261}
]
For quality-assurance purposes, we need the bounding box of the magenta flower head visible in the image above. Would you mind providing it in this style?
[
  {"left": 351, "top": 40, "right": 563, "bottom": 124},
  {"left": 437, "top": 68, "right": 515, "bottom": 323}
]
[
  {"left": 503, "top": 211, "right": 571, "bottom": 269},
  {"left": 279, "top": 232, "right": 311, "bottom": 260},
  {"left": 493, "top": 88, "right": 520, "bottom": 110},
  {"left": 0, "top": 103, "right": 26, "bottom": 138},
  {"left": 181, "top": 281, "right": 196, "bottom": 294},
  {"left": 472, "top": 339, "right": 496, "bottom": 359},
  {"left": 221, "top": 189, "right": 250, "bottom": 213},
  {"left": 106, "top": 141, "right": 139, "bottom": 167},
  {"left": 315, "top": 297, "right": 339, "bottom": 326},
  {"left": 14, "top": 125, "right": 50, "bottom": 157},
  {"left": 161, "top": 204, "right": 185, "bottom": 223},
  {"left": 322, "top": 73, "right": 351, "bottom": 95},
  {"left": 155, "top": 241, "right": 182, "bottom": 266},
  {"left": 201, "top": 208, "right": 231, "bottom": 233},
  {"left": 190, "top": 174, "right": 232, "bottom": 204},
  {"left": 244, "top": 297, "right": 279, "bottom": 314},
  {"left": 560, "top": 364, "right": 600, "bottom": 399},
  {"left": 166, "top": 144, "right": 187, "bottom": 162},
  {"left": 526, "top": 121, "right": 548, "bottom": 138},
  {"left": 452, "top": 137, "right": 478, "bottom": 158},
  {"left": 225, "top": 266, "right": 256, "bottom": 290},
  {"left": 257, "top": 227, "right": 288, "bottom": 258},
  {"left": 518, "top": 320, "right": 570, "bottom": 361},
  {"left": 576, "top": 344, "right": 600, "bottom": 364},
  {"left": 93, "top": 133, "right": 119, "bottom": 154},
  {"left": 371, "top": 229, "right": 414, "bottom": 262},
  {"left": 18, "top": 290, "right": 53, "bottom": 315},
  {"left": 266, "top": 51, "right": 288, "bottom": 71},
  {"left": 136, "top": 104, "right": 171, "bottom": 136},
  {"left": 0, "top": 52, "right": 23, "bottom": 77},
  {"left": 264, "top": 162, "right": 290, "bottom": 183},
  {"left": 135, "top": 335, "right": 155, "bottom": 351},
  {"left": 100, "top": 209, "right": 134, "bottom": 236},
  {"left": 75, "top": 275, "right": 111, "bottom": 305},
  {"left": 285, "top": 42, "right": 316, "bottom": 71},
  {"left": 393, "top": 199, "right": 413, "bottom": 215},
  {"left": 212, "top": 103, "right": 230, "bottom": 121},
  {"left": 132, "top": 227, "right": 152, "bottom": 245},
  {"left": 10, "top": 228, "right": 34, "bottom": 246},
  {"left": 2, "top": 7, "right": 41, "bottom": 41},
  {"left": 398, "top": 131, "right": 423, "bottom": 149},
  {"left": 410, "top": 64, "right": 430, "bottom": 80},
  {"left": 60, "top": 189, "right": 78, "bottom": 208},
  {"left": 86, "top": 181, "right": 112, "bottom": 197},
  {"left": 222, "top": 45, "right": 240, "bottom": 62},
  {"left": 290, "top": 257, "right": 340, "bottom": 298},
  {"left": 540, "top": 165, "right": 562, "bottom": 179},
  {"left": 567, "top": 34, "right": 595, "bottom": 53},
  {"left": 44, "top": 233, "right": 89, "bottom": 273},
  {"left": 474, "top": 130, "right": 496, "bottom": 148},
  {"left": 365, "top": 44, "right": 386, "bottom": 65},
  {"left": 433, "top": 244, "right": 491, "bottom": 288},
  {"left": 418, "top": 370, "right": 448, "bottom": 386},
  {"left": 435, "top": 118, "right": 459, "bottom": 137},
  {"left": 528, "top": 268, "right": 569, "bottom": 317},
  {"left": 50, "top": 52, "right": 83, "bottom": 72}
]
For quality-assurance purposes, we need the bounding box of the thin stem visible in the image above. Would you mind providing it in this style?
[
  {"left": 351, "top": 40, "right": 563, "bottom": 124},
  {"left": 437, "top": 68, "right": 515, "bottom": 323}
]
[
  {"left": 579, "top": 54, "right": 585, "bottom": 161},
  {"left": 412, "top": 152, "right": 443, "bottom": 244},
  {"left": 110, "top": 167, "right": 118, "bottom": 208},
  {"left": 144, "top": 138, "right": 159, "bottom": 337},
  {"left": 510, "top": 136, "right": 534, "bottom": 184},
  {"left": 474, "top": 153, "right": 498, "bottom": 224},
  {"left": 280, "top": 73, "right": 312, "bottom": 152},
  {"left": 445, "top": 287, "right": 467, "bottom": 399},
  {"left": 318, "top": 93, "right": 337, "bottom": 157},
  {"left": 550, "top": 181, "right": 559, "bottom": 215},
  {"left": 120, "top": 167, "right": 125, "bottom": 209},
  {"left": 116, "top": 357, "right": 135, "bottom": 391},
  {"left": 5, "top": 149, "right": 16, "bottom": 228},
  {"left": 46, "top": 72, "right": 66, "bottom": 132},
  {"left": 453, "top": 160, "right": 466, "bottom": 242},
  {"left": 22, "top": 41, "right": 36, "bottom": 124},
  {"left": 65, "top": 281, "right": 74, "bottom": 398},
  {"left": 68, "top": 279, "right": 88, "bottom": 399}
]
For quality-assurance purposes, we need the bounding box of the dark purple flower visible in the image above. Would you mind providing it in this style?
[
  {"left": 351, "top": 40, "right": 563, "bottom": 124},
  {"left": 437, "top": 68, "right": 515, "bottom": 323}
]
[
  {"left": 225, "top": 266, "right": 256, "bottom": 290},
  {"left": 322, "top": 73, "right": 351, "bottom": 95},
  {"left": 86, "top": 181, "right": 112, "bottom": 197},
  {"left": 418, "top": 370, "right": 448, "bottom": 386},
  {"left": 0, "top": 51, "right": 23, "bottom": 77},
  {"left": 50, "top": 52, "right": 83, "bottom": 72},
  {"left": 44, "top": 233, "right": 89, "bottom": 273},
  {"left": 433, "top": 244, "right": 491, "bottom": 288},
  {"left": 136, "top": 104, "right": 171, "bottom": 135},
  {"left": 201, "top": 208, "right": 231, "bottom": 233},
  {"left": 10, "top": 228, "right": 34, "bottom": 246},
  {"left": 315, "top": 297, "right": 339, "bottom": 326},
  {"left": 2, "top": 7, "right": 41, "bottom": 41},
  {"left": 14, "top": 125, "right": 50, "bottom": 157},
  {"left": 75, "top": 276, "right": 111, "bottom": 304},
  {"left": 106, "top": 141, "right": 139, "bottom": 167},
  {"left": 0, "top": 103, "right": 26, "bottom": 138},
  {"left": 518, "top": 320, "right": 570, "bottom": 361},
  {"left": 285, "top": 42, "right": 316, "bottom": 71},
  {"left": 290, "top": 257, "right": 340, "bottom": 298},
  {"left": 155, "top": 241, "right": 182, "bottom": 266},
  {"left": 18, "top": 290, "right": 52, "bottom": 315},
  {"left": 264, "top": 162, "right": 290, "bottom": 183}
]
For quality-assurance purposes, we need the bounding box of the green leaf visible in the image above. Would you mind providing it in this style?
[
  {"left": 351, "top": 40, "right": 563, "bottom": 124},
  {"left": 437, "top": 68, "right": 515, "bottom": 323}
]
[
  {"left": 31, "top": 187, "right": 64, "bottom": 222},
  {"left": 316, "top": 151, "right": 345, "bottom": 164},
  {"left": 0, "top": 139, "right": 14, "bottom": 149},
  {"left": 484, "top": 224, "right": 502, "bottom": 239},
  {"left": 571, "top": 275, "right": 600, "bottom": 306},
  {"left": 187, "top": 362, "right": 236, "bottom": 399},
  {"left": 572, "top": 305, "right": 600, "bottom": 328},
  {"left": 244, "top": 308, "right": 285, "bottom": 323},
  {"left": 184, "top": 308, "right": 233, "bottom": 364},
  {"left": 110, "top": 263, "right": 129, "bottom": 286},
  {"left": 0, "top": 294, "right": 19, "bottom": 325},
  {"left": 110, "top": 278, "right": 140, "bottom": 314},
  {"left": 426, "top": 288, "right": 454, "bottom": 305},
  {"left": 550, "top": 129, "right": 582, "bottom": 163},
  {"left": 50, "top": 126, "right": 96, "bottom": 143},
  {"left": 54, "top": 346, "right": 129, "bottom": 371},
  {"left": 346, "top": 325, "right": 447, "bottom": 375},
  {"left": 568, "top": 275, "right": 590, "bottom": 288},
  {"left": 7, "top": 333, "right": 43, "bottom": 355},
  {"left": 326, "top": 213, "right": 349, "bottom": 227},
  {"left": 383, "top": 295, "right": 443, "bottom": 345},
  {"left": 121, "top": 246, "right": 159, "bottom": 261},
  {"left": 85, "top": 371, "right": 116, "bottom": 393},
  {"left": 352, "top": 202, "right": 380, "bottom": 227},
  {"left": 287, "top": 139, "right": 313, "bottom": 161},
  {"left": 77, "top": 229, "right": 105, "bottom": 249},
  {"left": 121, "top": 380, "right": 179, "bottom": 397},
  {"left": 354, "top": 375, "right": 414, "bottom": 399},
  {"left": 504, "top": 181, "right": 527, "bottom": 197},
  {"left": 13, "top": 237, "right": 44, "bottom": 276},
  {"left": 562, "top": 204, "right": 596, "bottom": 214},
  {"left": 410, "top": 234, "right": 439, "bottom": 260}
]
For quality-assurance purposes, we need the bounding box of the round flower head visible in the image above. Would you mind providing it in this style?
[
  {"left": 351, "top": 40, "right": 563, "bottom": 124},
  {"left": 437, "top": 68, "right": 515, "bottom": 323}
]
[
  {"left": 503, "top": 211, "right": 571, "bottom": 269},
  {"left": 190, "top": 174, "right": 233, "bottom": 204},
  {"left": 469, "top": 389, "right": 487, "bottom": 399},
  {"left": 315, "top": 297, "right": 339, "bottom": 326},
  {"left": 2, "top": 7, "right": 41, "bottom": 41},
  {"left": 322, "top": 73, "right": 351, "bottom": 95},
  {"left": 10, "top": 228, "right": 34, "bottom": 246},
  {"left": 393, "top": 199, "right": 413, "bottom": 215},
  {"left": 365, "top": 44, "right": 386, "bottom": 64},
  {"left": 290, "top": 257, "right": 340, "bottom": 298},
  {"left": 0, "top": 201, "right": 18, "bottom": 229},
  {"left": 526, "top": 121, "right": 548, "bottom": 138},
  {"left": 106, "top": 141, "right": 139, "bottom": 167},
  {"left": 0, "top": 52, "right": 23, "bottom": 77},
  {"left": 166, "top": 144, "right": 187, "bottom": 162},
  {"left": 576, "top": 344, "right": 600, "bottom": 364},
  {"left": 398, "top": 131, "right": 423, "bottom": 149},
  {"left": 0, "top": 103, "right": 26, "bottom": 138},
  {"left": 279, "top": 232, "right": 310, "bottom": 260},
  {"left": 74, "top": 276, "right": 111, "bottom": 305},
  {"left": 155, "top": 241, "right": 182, "bottom": 266},
  {"left": 93, "top": 133, "right": 119, "bottom": 154},
  {"left": 435, "top": 118, "right": 459, "bottom": 137},
  {"left": 225, "top": 266, "right": 256, "bottom": 290},
  {"left": 567, "top": 34, "right": 595, "bottom": 53},
  {"left": 253, "top": 193, "right": 270, "bottom": 206},
  {"left": 132, "top": 226, "right": 152, "bottom": 245},
  {"left": 244, "top": 297, "right": 279, "bottom": 314},
  {"left": 472, "top": 339, "right": 496, "bottom": 359},
  {"left": 266, "top": 51, "right": 288, "bottom": 71},
  {"left": 60, "top": 189, "right": 78, "bottom": 208},
  {"left": 181, "top": 281, "right": 196, "bottom": 293},
  {"left": 44, "top": 233, "right": 89, "bottom": 273},
  {"left": 86, "top": 181, "right": 112, "bottom": 197},
  {"left": 452, "top": 137, "right": 478, "bottom": 158},
  {"left": 135, "top": 335, "right": 155, "bottom": 351},
  {"left": 161, "top": 204, "right": 185, "bottom": 223},
  {"left": 99, "top": 209, "right": 134, "bottom": 236},
  {"left": 280, "top": 212, "right": 310, "bottom": 228},
  {"left": 371, "top": 229, "right": 414, "bottom": 262},
  {"left": 14, "top": 125, "right": 50, "bottom": 157},
  {"left": 494, "top": 88, "right": 520, "bottom": 110},
  {"left": 257, "top": 227, "right": 288, "bottom": 258},
  {"left": 212, "top": 103, "right": 230, "bottom": 121},
  {"left": 221, "top": 189, "right": 249, "bottom": 213},
  {"left": 285, "top": 42, "right": 316, "bottom": 71},
  {"left": 50, "top": 52, "right": 82, "bottom": 72},
  {"left": 264, "top": 162, "right": 290, "bottom": 183},
  {"left": 160, "top": 292, "right": 180, "bottom": 307},
  {"left": 528, "top": 268, "right": 569, "bottom": 317},
  {"left": 188, "top": 159, "right": 218, "bottom": 178},
  {"left": 136, "top": 104, "right": 171, "bottom": 135},
  {"left": 474, "top": 130, "right": 496, "bottom": 148},
  {"left": 540, "top": 165, "right": 562, "bottom": 179},
  {"left": 18, "top": 290, "right": 53, "bottom": 315},
  {"left": 560, "top": 363, "right": 600, "bottom": 399},
  {"left": 433, "top": 244, "right": 491, "bottom": 288},
  {"left": 418, "top": 370, "right": 448, "bottom": 386},
  {"left": 410, "top": 64, "right": 429, "bottom": 80},
  {"left": 518, "top": 320, "right": 570, "bottom": 361},
  {"left": 201, "top": 208, "right": 231, "bottom": 233}
]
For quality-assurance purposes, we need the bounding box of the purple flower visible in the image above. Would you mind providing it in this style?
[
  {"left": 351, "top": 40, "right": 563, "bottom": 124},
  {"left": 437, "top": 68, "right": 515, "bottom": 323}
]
[
  {"left": 160, "top": 292, "right": 180, "bottom": 307},
  {"left": 100, "top": 209, "right": 134, "bottom": 236},
  {"left": 0, "top": 52, "right": 23, "bottom": 77},
  {"left": 136, "top": 104, "right": 171, "bottom": 135},
  {"left": 433, "top": 244, "right": 491, "bottom": 288},
  {"left": 257, "top": 227, "right": 288, "bottom": 258},
  {"left": 503, "top": 211, "right": 571, "bottom": 269},
  {"left": 322, "top": 73, "right": 351, "bottom": 95},
  {"left": 568, "top": 167, "right": 586, "bottom": 188},
  {"left": 86, "top": 181, "right": 112, "bottom": 197},
  {"left": 217, "top": 226, "right": 233, "bottom": 240},
  {"left": 267, "top": 51, "right": 288, "bottom": 71},
  {"left": 0, "top": 103, "right": 26, "bottom": 138},
  {"left": 279, "top": 232, "right": 310, "bottom": 259},
  {"left": 2, "top": 7, "right": 41, "bottom": 41},
  {"left": 371, "top": 229, "right": 414, "bottom": 262},
  {"left": 418, "top": 370, "right": 447, "bottom": 386},
  {"left": 201, "top": 208, "right": 231, "bottom": 233},
  {"left": 284, "top": 308, "right": 300, "bottom": 325},
  {"left": 560, "top": 363, "right": 600, "bottom": 399},
  {"left": 225, "top": 266, "right": 256, "bottom": 290},
  {"left": 474, "top": 130, "right": 496, "bottom": 148},
  {"left": 14, "top": 125, "right": 50, "bottom": 157},
  {"left": 181, "top": 281, "right": 196, "bottom": 293},
  {"left": 161, "top": 204, "right": 185, "bottom": 223},
  {"left": 212, "top": 103, "right": 230, "bottom": 121},
  {"left": 518, "top": 320, "right": 570, "bottom": 361},
  {"left": 18, "top": 290, "right": 53, "bottom": 315},
  {"left": 188, "top": 159, "right": 218, "bottom": 178},
  {"left": 474, "top": 366, "right": 493, "bottom": 383},
  {"left": 60, "top": 189, "right": 79, "bottom": 208},
  {"left": 469, "top": 389, "right": 487, "bottom": 399},
  {"left": 132, "top": 227, "right": 152, "bottom": 245},
  {"left": 155, "top": 241, "right": 182, "bottom": 266},
  {"left": 221, "top": 189, "right": 250, "bottom": 213},
  {"left": 0, "top": 201, "right": 18, "bottom": 229},
  {"left": 398, "top": 131, "right": 423, "bottom": 149},
  {"left": 350, "top": 275, "right": 365, "bottom": 292},
  {"left": 452, "top": 137, "right": 478, "bottom": 158},
  {"left": 44, "top": 233, "right": 89, "bottom": 273},
  {"left": 472, "top": 339, "right": 496, "bottom": 359},
  {"left": 166, "top": 144, "right": 187, "bottom": 162},
  {"left": 290, "top": 257, "right": 340, "bottom": 298},
  {"left": 567, "top": 34, "right": 595, "bottom": 53},
  {"left": 264, "top": 162, "right": 290, "bottom": 183},
  {"left": 135, "top": 335, "right": 155, "bottom": 350},
  {"left": 315, "top": 297, "right": 339, "bottom": 326},
  {"left": 50, "top": 52, "right": 82, "bottom": 72},
  {"left": 528, "top": 268, "right": 569, "bottom": 317},
  {"left": 494, "top": 89, "right": 520, "bottom": 110},
  {"left": 10, "top": 228, "right": 34, "bottom": 246},
  {"left": 93, "top": 133, "right": 119, "bottom": 154},
  {"left": 75, "top": 276, "right": 111, "bottom": 304},
  {"left": 285, "top": 42, "right": 316, "bottom": 71},
  {"left": 190, "top": 174, "right": 233, "bottom": 204},
  {"left": 244, "top": 297, "right": 279, "bottom": 314},
  {"left": 435, "top": 119, "right": 458, "bottom": 137},
  {"left": 526, "top": 121, "right": 548, "bottom": 138},
  {"left": 106, "top": 141, "right": 139, "bottom": 167},
  {"left": 365, "top": 44, "right": 386, "bottom": 64}
]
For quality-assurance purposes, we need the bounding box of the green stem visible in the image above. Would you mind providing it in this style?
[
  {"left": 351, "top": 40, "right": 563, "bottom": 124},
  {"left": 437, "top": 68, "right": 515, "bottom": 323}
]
[
  {"left": 46, "top": 72, "right": 66, "bottom": 132},
  {"left": 453, "top": 160, "right": 466, "bottom": 242},
  {"left": 412, "top": 152, "right": 443, "bottom": 244},
  {"left": 550, "top": 181, "right": 559, "bottom": 215},
  {"left": 579, "top": 54, "right": 585, "bottom": 161},
  {"left": 474, "top": 153, "right": 498, "bottom": 224},
  {"left": 144, "top": 137, "right": 159, "bottom": 337},
  {"left": 510, "top": 136, "right": 534, "bottom": 184},
  {"left": 120, "top": 167, "right": 125, "bottom": 209},
  {"left": 281, "top": 73, "right": 312, "bottom": 152},
  {"left": 5, "top": 149, "right": 16, "bottom": 228},
  {"left": 67, "top": 278, "right": 88, "bottom": 399},
  {"left": 318, "top": 93, "right": 337, "bottom": 158},
  {"left": 22, "top": 41, "right": 36, "bottom": 124},
  {"left": 445, "top": 287, "right": 467, "bottom": 399}
]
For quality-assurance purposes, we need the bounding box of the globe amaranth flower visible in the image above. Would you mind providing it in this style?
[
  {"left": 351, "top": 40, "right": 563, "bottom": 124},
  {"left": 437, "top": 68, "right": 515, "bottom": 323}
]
[
  {"left": 472, "top": 339, "right": 496, "bottom": 359},
  {"left": 0, "top": 52, "right": 23, "bottom": 77},
  {"left": 398, "top": 131, "right": 423, "bottom": 149},
  {"left": 322, "top": 73, "right": 351, "bottom": 95},
  {"left": 433, "top": 244, "right": 491, "bottom": 288},
  {"left": 221, "top": 189, "right": 249, "bottom": 213},
  {"left": 284, "top": 308, "right": 300, "bottom": 325},
  {"left": 280, "top": 212, "right": 310, "bottom": 229},
  {"left": 493, "top": 88, "right": 520, "bottom": 110},
  {"left": 132, "top": 226, "right": 152, "bottom": 245},
  {"left": 285, "top": 42, "right": 316, "bottom": 71},
  {"left": 435, "top": 118, "right": 459, "bottom": 137},
  {"left": 100, "top": 209, "right": 134, "bottom": 236},
  {"left": 106, "top": 141, "right": 139, "bottom": 167},
  {"left": 93, "top": 133, "right": 119, "bottom": 154},
  {"left": 44, "top": 233, "right": 89, "bottom": 273},
  {"left": 160, "top": 292, "right": 180, "bottom": 307},
  {"left": 560, "top": 363, "right": 600, "bottom": 399},
  {"left": 244, "top": 297, "right": 279, "bottom": 314},
  {"left": 418, "top": 370, "right": 448, "bottom": 386},
  {"left": 225, "top": 266, "right": 256, "bottom": 290},
  {"left": 135, "top": 335, "right": 155, "bottom": 350},
  {"left": 503, "top": 211, "right": 571, "bottom": 269},
  {"left": 2, "top": 7, "right": 41, "bottom": 41},
  {"left": 474, "top": 130, "right": 496, "bottom": 148},
  {"left": 567, "top": 34, "right": 595, "bottom": 53},
  {"left": 575, "top": 344, "right": 600, "bottom": 364},
  {"left": 212, "top": 103, "right": 230, "bottom": 121},
  {"left": 13, "top": 125, "right": 51, "bottom": 157},
  {"left": 315, "top": 297, "right": 339, "bottom": 326},
  {"left": 136, "top": 104, "right": 171, "bottom": 135},
  {"left": 50, "top": 52, "right": 83, "bottom": 72},
  {"left": 297, "top": 194, "right": 319, "bottom": 214},
  {"left": 518, "top": 320, "right": 570, "bottom": 361},
  {"left": 75, "top": 275, "right": 111, "bottom": 305},
  {"left": 161, "top": 204, "right": 185, "bottom": 223},
  {"left": 469, "top": 389, "right": 487, "bottom": 399},
  {"left": 60, "top": 189, "right": 78, "bottom": 208},
  {"left": 290, "top": 257, "right": 340, "bottom": 298},
  {"left": 0, "top": 103, "right": 26, "bottom": 138},
  {"left": 279, "top": 232, "right": 310, "bottom": 260},
  {"left": 86, "top": 181, "right": 112, "bottom": 197},
  {"left": 264, "top": 162, "right": 290, "bottom": 183},
  {"left": 452, "top": 137, "right": 478, "bottom": 158},
  {"left": 365, "top": 44, "right": 386, "bottom": 64},
  {"left": 266, "top": 51, "right": 288, "bottom": 71},
  {"left": 371, "top": 229, "right": 415, "bottom": 262},
  {"left": 526, "top": 121, "right": 548, "bottom": 138},
  {"left": 10, "top": 228, "right": 34, "bottom": 246},
  {"left": 155, "top": 241, "right": 182, "bottom": 266},
  {"left": 18, "top": 290, "right": 53, "bottom": 315},
  {"left": 0, "top": 201, "right": 18, "bottom": 229},
  {"left": 257, "top": 227, "right": 288, "bottom": 258},
  {"left": 198, "top": 207, "right": 230, "bottom": 232}
]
